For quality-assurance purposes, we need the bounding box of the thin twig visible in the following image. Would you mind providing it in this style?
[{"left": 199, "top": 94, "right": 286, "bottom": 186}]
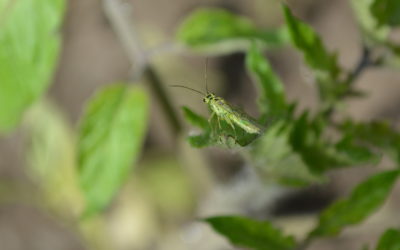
[
  {"left": 344, "top": 46, "right": 373, "bottom": 85},
  {"left": 102, "top": 0, "right": 182, "bottom": 134},
  {"left": 144, "top": 67, "right": 182, "bottom": 133},
  {"left": 323, "top": 45, "right": 379, "bottom": 118},
  {"left": 102, "top": 0, "right": 147, "bottom": 79}
]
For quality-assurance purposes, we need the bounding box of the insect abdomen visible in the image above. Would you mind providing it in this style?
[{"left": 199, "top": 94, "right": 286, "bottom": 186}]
[{"left": 230, "top": 115, "right": 262, "bottom": 134}]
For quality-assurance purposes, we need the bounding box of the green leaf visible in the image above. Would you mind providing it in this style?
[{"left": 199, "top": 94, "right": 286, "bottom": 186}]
[
  {"left": 350, "top": 0, "right": 389, "bottom": 44},
  {"left": 205, "top": 216, "right": 296, "bottom": 250},
  {"left": 248, "top": 121, "right": 325, "bottom": 186},
  {"left": 187, "top": 133, "right": 212, "bottom": 148},
  {"left": 288, "top": 113, "right": 340, "bottom": 174},
  {"left": 376, "top": 229, "right": 400, "bottom": 250},
  {"left": 182, "top": 106, "right": 209, "bottom": 130},
  {"left": 340, "top": 121, "right": 400, "bottom": 163},
  {"left": 310, "top": 170, "right": 400, "bottom": 237},
  {"left": 287, "top": 113, "right": 378, "bottom": 174},
  {"left": 334, "top": 135, "right": 380, "bottom": 165},
  {"left": 176, "top": 8, "right": 288, "bottom": 54},
  {"left": 0, "top": 0, "right": 65, "bottom": 133},
  {"left": 371, "top": 0, "right": 400, "bottom": 27},
  {"left": 246, "top": 43, "right": 287, "bottom": 119},
  {"left": 78, "top": 84, "right": 149, "bottom": 217},
  {"left": 182, "top": 106, "right": 213, "bottom": 148},
  {"left": 283, "top": 5, "right": 339, "bottom": 78}
]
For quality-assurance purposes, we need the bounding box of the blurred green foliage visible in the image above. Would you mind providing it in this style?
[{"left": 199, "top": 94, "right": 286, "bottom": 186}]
[
  {"left": 25, "top": 100, "right": 83, "bottom": 217},
  {"left": 176, "top": 2, "right": 400, "bottom": 250},
  {"left": 78, "top": 84, "right": 149, "bottom": 217},
  {"left": 248, "top": 120, "right": 324, "bottom": 186},
  {"left": 310, "top": 170, "right": 400, "bottom": 237},
  {"left": 376, "top": 229, "right": 400, "bottom": 250},
  {"left": 0, "top": 0, "right": 65, "bottom": 132},
  {"left": 246, "top": 43, "right": 287, "bottom": 119},
  {"left": 206, "top": 216, "right": 296, "bottom": 250},
  {"left": 351, "top": 0, "right": 389, "bottom": 45},
  {"left": 176, "top": 8, "right": 289, "bottom": 54},
  {"left": 283, "top": 6, "right": 340, "bottom": 79},
  {"left": 371, "top": 0, "right": 400, "bottom": 27}
]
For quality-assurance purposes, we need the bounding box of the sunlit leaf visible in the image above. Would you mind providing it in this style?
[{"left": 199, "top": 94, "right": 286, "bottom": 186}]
[
  {"left": 205, "top": 216, "right": 296, "bottom": 250},
  {"left": 350, "top": 0, "right": 389, "bottom": 44},
  {"left": 0, "top": 0, "right": 65, "bottom": 132},
  {"left": 78, "top": 84, "right": 149, "bottom": 217},
  {"left": 176, "top": 8, "right": 288, "bottom": 54},
  {"left": 310, "top": 170, "right": 399, "bottom": 237}
]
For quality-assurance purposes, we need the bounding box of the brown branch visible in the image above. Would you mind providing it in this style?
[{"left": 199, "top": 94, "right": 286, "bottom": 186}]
[{"left": 101, "top": 0, "right": 182, "bottom": 135}]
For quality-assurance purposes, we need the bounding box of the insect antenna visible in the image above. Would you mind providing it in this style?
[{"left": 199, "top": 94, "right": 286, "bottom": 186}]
[
  {"left": 169, "top": 85, "right": 205, "bottom": 96},
  {"left": 205, "top": 57, "right": 209, "bottom": 94}
]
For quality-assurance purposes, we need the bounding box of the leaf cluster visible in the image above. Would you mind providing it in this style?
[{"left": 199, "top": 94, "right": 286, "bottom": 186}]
[{"left": 175, "top": 2, "right": 400, "bottom": 250}]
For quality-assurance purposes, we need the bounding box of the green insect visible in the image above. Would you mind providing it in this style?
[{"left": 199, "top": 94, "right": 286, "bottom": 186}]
[{"left": 171, "top": 61, "right": 264, "bottom": 137}]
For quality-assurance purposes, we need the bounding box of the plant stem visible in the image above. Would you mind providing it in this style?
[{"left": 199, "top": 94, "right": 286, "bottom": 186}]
[
  {"left": 144, "top": 67, "right": 182, "bottom": 133},
  {"left": 344, "top": 46, "right": 373, "bottom": 86},
  {"left": 102, "top": 0, "right": 182, "bottom": 135},
  {"left": 323, "top": 45, "right": 378, "bottom": 118}
]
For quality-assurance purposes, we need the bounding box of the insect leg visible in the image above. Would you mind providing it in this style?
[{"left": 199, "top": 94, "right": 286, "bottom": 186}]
[
  {"left": 208, "top": 112, "right": 221, "bottom": 130},
  {"left": 216, "top": 116, "right": 222, "bottom": 131},
  {"left": 210, "top": 114, "right": 224, "bottom": 143},
  {"left": 208, "top": 112, "right": 218, "bottom": 135},
  {"left": 224, "top": 116, "right": 237, "bottom": 139},
  {"left": 208, "top": 112, "right": 215, "bottom": 123}
]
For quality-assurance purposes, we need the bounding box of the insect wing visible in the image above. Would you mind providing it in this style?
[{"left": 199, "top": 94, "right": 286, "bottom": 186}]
[{"left": 219, "top": 101, "right": 264, "bottom": 134}]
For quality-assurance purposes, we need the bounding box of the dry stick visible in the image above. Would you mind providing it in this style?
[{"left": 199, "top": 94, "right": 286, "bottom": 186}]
[{"left": 102, "top": 0, "right": 182, "bottom": 135}]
